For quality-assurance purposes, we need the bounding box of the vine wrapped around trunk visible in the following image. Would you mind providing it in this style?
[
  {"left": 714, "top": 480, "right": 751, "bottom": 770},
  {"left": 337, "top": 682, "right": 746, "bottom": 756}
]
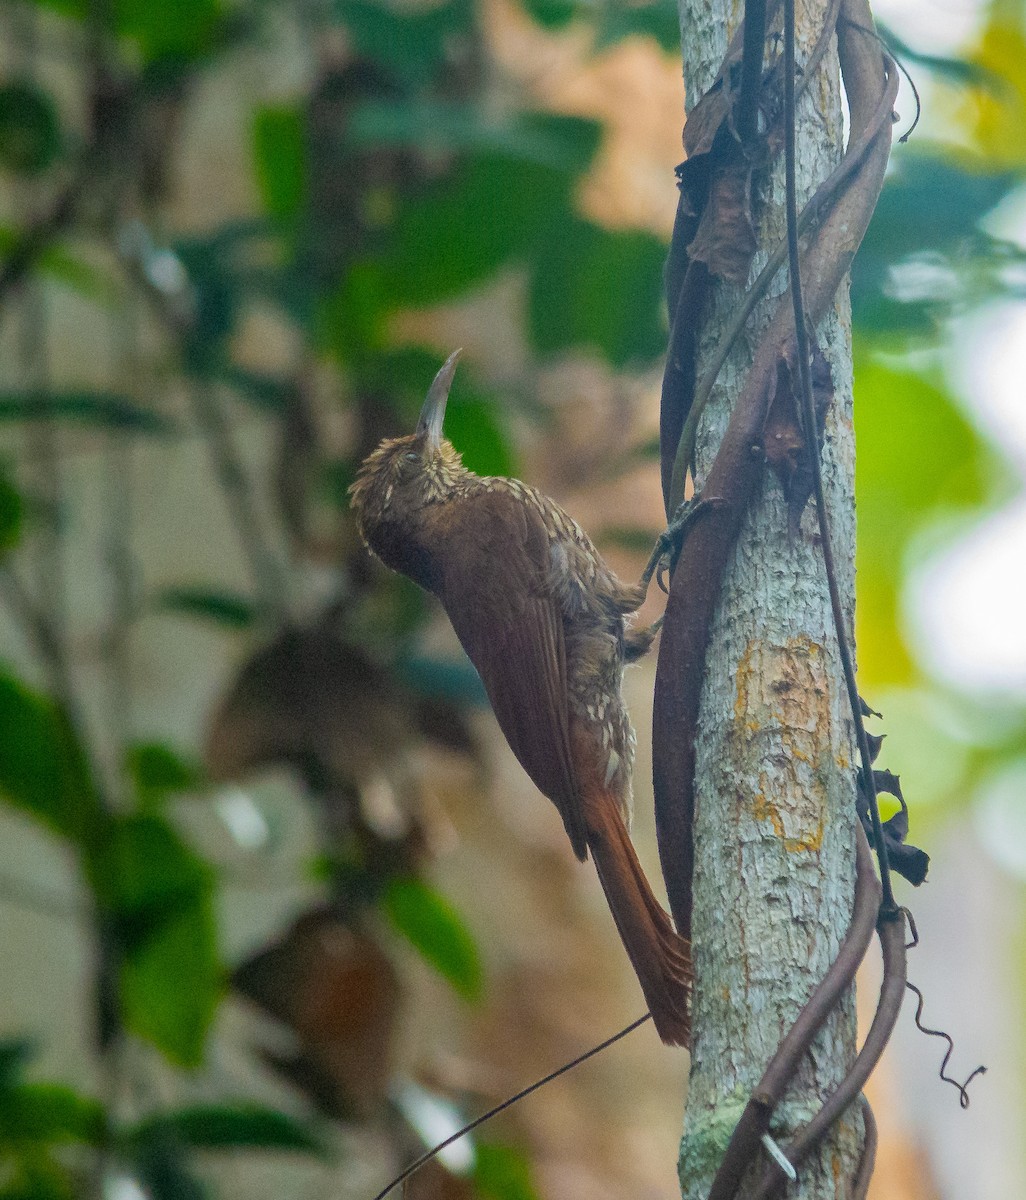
[{"left": 652, "top": 0, "right": 896, "bottom": 1196}]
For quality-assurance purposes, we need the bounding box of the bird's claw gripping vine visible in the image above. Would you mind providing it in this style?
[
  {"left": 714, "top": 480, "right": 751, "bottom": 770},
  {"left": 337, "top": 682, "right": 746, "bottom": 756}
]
[{"left": 640, "top": 495, "right": 728, "bottom": 596}]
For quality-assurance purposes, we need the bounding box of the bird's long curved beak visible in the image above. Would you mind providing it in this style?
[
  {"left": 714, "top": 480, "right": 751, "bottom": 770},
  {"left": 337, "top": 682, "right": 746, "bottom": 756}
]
[{"left": 416, "top": 348, "right": 462, "bottom": 453}]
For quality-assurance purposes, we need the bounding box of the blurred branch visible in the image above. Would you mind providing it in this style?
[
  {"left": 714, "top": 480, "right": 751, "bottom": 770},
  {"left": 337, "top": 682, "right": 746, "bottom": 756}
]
[
  {"left": 187, "top": 376, "right": 294, "bottom": 625},
  {"left": 99, "top": 304, "right": 141, "bottom": 784},
  {"left": 0, "top": 176, "right": 83, "bottom": 315},
  {"left": 0, "top": 564, "right": 77, "bottom": 718},
  {"left": 118, "top": 232, "right": 294, "bottom": 625}
]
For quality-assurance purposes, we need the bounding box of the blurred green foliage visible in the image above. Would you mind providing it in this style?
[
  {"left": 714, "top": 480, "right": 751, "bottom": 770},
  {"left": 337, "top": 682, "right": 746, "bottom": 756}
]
[
  {"left": 474, "top": 1142, "right": 540, "bottom": 1200},
  {"left": 851, "top": 6, "right": 1026, "bottom": 694},
  {"left": 0, "top": 1040, "right": 321, "bottom": 1200},
  {"left": 0, "top": 0, "right": 680, "bottom": 1191},
  {"left": 383, "top": 875, "right": 485, "bottom": 1001},
  {"left": 0, "top": 466, "right": 23, "bottom": 555},
  {"left": 0, "top": 0, "right": 1024, "bottom": 1195},
  {"left": 0, "top": 82, "right": 61, "bottom": 175}
]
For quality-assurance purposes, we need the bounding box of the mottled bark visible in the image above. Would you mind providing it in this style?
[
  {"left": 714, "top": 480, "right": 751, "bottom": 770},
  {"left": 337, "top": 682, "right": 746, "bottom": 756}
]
[{"left": 675, "top": 2, "right": 862, "bottom": 1197}]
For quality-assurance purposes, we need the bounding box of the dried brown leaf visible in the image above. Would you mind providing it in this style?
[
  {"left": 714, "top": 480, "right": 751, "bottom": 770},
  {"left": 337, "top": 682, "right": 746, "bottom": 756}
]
[
  {"left": 686, "top": 164, "right": 757, "bottom": 284},
  {"left": 234, "top": 911, "right": 400, "bottom": 1118}
]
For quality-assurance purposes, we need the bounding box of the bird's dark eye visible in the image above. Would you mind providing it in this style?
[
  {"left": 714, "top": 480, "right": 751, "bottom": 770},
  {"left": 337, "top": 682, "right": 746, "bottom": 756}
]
[{"left": 403, "top": 451, "right": 419, "bottom": 463}]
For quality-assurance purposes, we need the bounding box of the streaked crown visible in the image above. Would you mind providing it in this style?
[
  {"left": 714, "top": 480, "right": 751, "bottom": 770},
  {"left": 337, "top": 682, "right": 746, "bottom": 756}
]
[{"left": 349, "top": 349, "right": 468, "bottom": 532}]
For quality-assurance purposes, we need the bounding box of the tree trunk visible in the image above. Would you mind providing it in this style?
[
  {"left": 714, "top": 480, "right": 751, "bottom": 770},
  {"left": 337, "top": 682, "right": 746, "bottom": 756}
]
[{"left": 674, "top": 2, "right": 862, "bottom": 1197}]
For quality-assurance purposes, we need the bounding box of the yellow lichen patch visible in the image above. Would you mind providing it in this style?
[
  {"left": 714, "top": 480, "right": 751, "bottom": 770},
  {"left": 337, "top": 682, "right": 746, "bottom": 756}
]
[
  {"left": 751, "top": 790, "right": 786, "bottom": 841},
  {"left": 735, "top": 636, "right": 840, "bottom": 852},
  {"left": 733, "top": 639, "right": 758, "bottom": 726},
  {"left": 784, "top": 816, "right": 824, "bottom": 854},
  {"left": 751, "top": 789, "right": 824, "bottom": 853},
  {"left": 733, "top": 635, "right": 829, "bottom": 735},
  {"left": 766, "top": 635, "right": 829, "bottom": 733}
]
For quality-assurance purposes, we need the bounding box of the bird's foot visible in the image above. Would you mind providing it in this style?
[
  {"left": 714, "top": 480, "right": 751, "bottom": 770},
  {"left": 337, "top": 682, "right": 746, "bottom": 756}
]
[{"left": 639, "top": 495, "right": 728, "bottom": 595}]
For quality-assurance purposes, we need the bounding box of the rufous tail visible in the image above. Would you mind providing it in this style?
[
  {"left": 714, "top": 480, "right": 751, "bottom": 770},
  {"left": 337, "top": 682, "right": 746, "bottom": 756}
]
[{"left": 585, "top": 795, "right": 692, "bottom": 1047}]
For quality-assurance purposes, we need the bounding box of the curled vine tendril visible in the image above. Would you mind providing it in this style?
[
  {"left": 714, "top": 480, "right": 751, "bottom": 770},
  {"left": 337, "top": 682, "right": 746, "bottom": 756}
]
[{"left": 902, "top": 908, "right": 986, "bottom": 1109}]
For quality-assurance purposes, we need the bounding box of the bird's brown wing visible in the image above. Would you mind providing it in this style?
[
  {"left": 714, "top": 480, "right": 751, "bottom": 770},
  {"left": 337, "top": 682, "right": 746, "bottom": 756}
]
[{"left": 430, "top": 489, "right": 587, "bottom": 860}]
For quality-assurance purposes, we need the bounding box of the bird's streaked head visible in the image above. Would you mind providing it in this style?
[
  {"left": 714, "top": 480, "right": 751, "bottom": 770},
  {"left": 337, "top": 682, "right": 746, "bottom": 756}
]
[{"left": 349, "top": 349, "right": 468, "bottom": 533}]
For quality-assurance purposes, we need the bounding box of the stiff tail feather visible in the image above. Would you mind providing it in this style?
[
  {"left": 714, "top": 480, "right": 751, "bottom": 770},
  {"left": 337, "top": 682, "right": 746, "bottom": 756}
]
[{"left": 585, "top": 796, "right": 692, "bottom": 1047}]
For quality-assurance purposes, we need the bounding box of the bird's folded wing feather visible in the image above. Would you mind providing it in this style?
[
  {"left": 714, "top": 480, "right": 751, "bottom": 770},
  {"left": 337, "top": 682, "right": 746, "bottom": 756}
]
[{"left": 432, "top": 490, "right": 587, "bottom": 859}]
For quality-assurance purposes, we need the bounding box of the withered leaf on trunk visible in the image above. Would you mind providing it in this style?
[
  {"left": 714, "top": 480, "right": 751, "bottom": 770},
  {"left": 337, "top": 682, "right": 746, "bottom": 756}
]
[
  {"left": 674, "top": 21, "right": 769, "bottom": 286},
  {"left": 857, "top": 764, "right": 930, "bottom": 887},
  {"left": 763, "top": 341, "right": 835, "bottom": 536},
  {"left": 682, "top": 75, "right": 734, "bottom": 161},
  {"left": 763, "top": 359, "right": 806, "bottom": 483},
  {"left": 676, "top": 82, "right": 735, "bottom": 226},
  {"left": 873, "top": 767, "right": 903, "bottom": 802},
  {"left": 685, "top": 162, "right": 757, "bottom": 285}
]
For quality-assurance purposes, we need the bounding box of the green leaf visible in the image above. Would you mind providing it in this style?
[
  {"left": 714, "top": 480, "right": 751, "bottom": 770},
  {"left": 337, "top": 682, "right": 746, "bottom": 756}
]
[
  {"left": 396, "top": 654, "right": 488, "bottom": 706},
  {"left": 0, "top": 467, "right": 23, "bottom": 556},
  {"left": 0, "top": 229, "right": 118, "bottom": 301},
  {"left": 132, "top": 1138, "right": 207, "bottom": 1200},
  {"left": 319, "top": 259, "right": 392, "bottom": 359},
  {"left": 877, "top": 22, "right": 1005, "bottom": 90},
  {"left": 155, "top": 587, "right": 257, "bottom": 630},
  {"left": 383, "top": 877, "right": 483, "bottom": 1001},
  {"left": 89, "top": 814, "right": 210, "bottom": 923},
  {"left": 474, "top": 1143, "right": 540, "bottom": 1200},
  {"left": 520, "top": 0, "right": 577, "bottom": 30},
  {"left": 347, "top": 104, "right": 601, "bottom": 171},
  {"left": 0, "top": 1041, "right": 33, "bottom": 1089},
  {"left": 520, "top": 0, "right": 681, "bottom": 49},
  {"left": 529, "top": 219, "right": 667, "bottom": 366},
  {"left": 0, "top": 669, "right": 100, "bottom": 843},
  {"left": 33, "top": 0, "right": 224, "bottom": 63},
  {"left": 37, "top": 246, "right": 120, "bottom": 301},
  {"left": 0, "top": 83, "right": 61, "bottom": 175},
  {"left": 877, "top": 150, "right": 1014, "bottom": 245},
  {"left": 0, "top": 1162, "right": 77, "bottom": 1200},
  {"left": 852, "top": 147, "right": 1020, "bottom": 336},
  {"left": 596, "top": 0, "right": 681, "bottom": 51},
  {"left": 959, "top": 11, "right": 1026, "bottom": 166},
  {"left": 125, "top": 743, "right": 203, "bottom": 809},
  {"left": 219, "top": 366, "right": 290, "bottom": 413},
  {"left": 0, "top": 1085, "right": 104, "bottom": 1146},
  {"left": 382, "top": 153, "right": 585, "bottom": 308},
  {"left": 170, "top": 236, "right": 247, "bottom": 368},
  {"left": 252, "top": 105, "right": 307, "bottom": 221},
  {"left": 333, "top": 0, "right": 473, "bottom": 88},
  {"left": 126, "top": 1104, "right": 324, "bottom": 1154},
  {"left": 115, "top": 0, "right": 223, "bottom": 62},
  {"left": 85, "top": 814, "right": 221, "bottom": 1066},
  {"left": 0, "top": 392, "right": 176, "bottom": 435},
  {"left": 854, "top": 348, "right": 989, "bottom": 686},
  {"left": 120, "top": 890, "right": 221, "bottom": 1069},
  {"left": 440, "top": 389, "right": 516, "bottom": 478}
]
